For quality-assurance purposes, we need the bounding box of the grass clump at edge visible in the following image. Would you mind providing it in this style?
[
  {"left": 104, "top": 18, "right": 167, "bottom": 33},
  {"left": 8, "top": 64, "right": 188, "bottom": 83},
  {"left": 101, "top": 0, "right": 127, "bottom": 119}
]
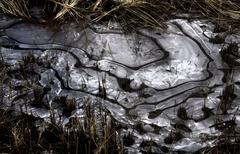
[
  {"left": 0, "top": 103, "right": 123, "bottom": 154},
  {"left": 0, "top": 0, "right": 239, "bottom": 30}
]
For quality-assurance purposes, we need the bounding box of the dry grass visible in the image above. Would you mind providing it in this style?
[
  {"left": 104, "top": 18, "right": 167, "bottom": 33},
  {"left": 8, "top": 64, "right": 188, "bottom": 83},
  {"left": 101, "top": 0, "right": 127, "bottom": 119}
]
[
  {"left": 0, "top": 103, "right": 123, "bottom": 153},
  {"left": 0, "top": 0, "right": 30, "bottom": 19},
  {"left": 0, "top": 0, "right": 239, "bottom": 30}
]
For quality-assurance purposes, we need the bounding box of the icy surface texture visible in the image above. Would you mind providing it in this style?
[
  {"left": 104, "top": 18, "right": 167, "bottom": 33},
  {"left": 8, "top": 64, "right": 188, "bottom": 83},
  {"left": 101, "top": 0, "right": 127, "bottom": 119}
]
[{"left": 1, "top": 15, "right": 240, "bottom": 153}]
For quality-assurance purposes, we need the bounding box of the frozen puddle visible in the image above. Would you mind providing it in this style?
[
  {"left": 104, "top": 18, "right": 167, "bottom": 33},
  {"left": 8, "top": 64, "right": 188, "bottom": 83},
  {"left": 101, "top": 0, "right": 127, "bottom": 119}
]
[{"left": 1, "top": 15, "right": 240, "bottom": 153}]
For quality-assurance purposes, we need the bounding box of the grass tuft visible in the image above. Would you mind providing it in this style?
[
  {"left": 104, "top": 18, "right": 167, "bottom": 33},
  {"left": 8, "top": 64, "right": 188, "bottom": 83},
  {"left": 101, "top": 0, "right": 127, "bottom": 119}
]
[{"left": 0, "top": 0, "right": 240, "bottom": 30}]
